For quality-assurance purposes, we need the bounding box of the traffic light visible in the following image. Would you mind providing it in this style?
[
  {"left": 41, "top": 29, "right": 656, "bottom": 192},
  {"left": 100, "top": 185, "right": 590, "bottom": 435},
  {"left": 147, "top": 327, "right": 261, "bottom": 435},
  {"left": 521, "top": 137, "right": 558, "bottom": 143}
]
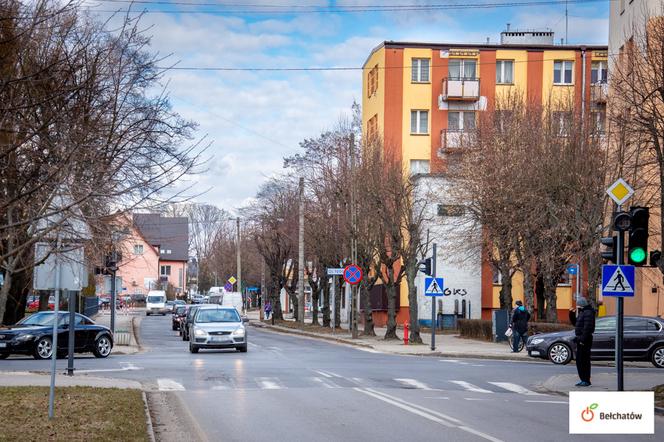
[
  {"left": 650, "top": 250, "right": 662, "bottom": 267},
  {"left": 628, "top": 206, "right": 649, "bottom": 266},
  {"left": 418, "top": 257, "right": 433, "bottom": 276},
  {"left": 601, "top": 236, "right": 617, "bottom": 263}
]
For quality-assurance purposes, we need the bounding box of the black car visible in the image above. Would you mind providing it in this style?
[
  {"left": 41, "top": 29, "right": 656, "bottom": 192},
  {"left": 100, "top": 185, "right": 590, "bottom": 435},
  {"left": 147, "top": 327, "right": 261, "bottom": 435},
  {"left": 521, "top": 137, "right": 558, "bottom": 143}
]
[
  {"left": 526, "top": 315, "right": 664, "bottom": 368},
  {"left": 0, "top": 311, "right": 114, "bottom": 360},
  {"left": 172, "top": 305, "right": 187, "bottom": 331},
  {"left": 181, "top": 305, "right": 200, "bottom": 341}
]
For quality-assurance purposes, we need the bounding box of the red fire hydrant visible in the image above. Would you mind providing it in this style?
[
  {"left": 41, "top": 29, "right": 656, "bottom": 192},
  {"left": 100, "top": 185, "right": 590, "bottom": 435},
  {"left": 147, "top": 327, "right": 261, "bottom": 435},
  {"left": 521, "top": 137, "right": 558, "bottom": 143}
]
[{"left": 403, "top": 321, "right": 409, "bottom": 345}]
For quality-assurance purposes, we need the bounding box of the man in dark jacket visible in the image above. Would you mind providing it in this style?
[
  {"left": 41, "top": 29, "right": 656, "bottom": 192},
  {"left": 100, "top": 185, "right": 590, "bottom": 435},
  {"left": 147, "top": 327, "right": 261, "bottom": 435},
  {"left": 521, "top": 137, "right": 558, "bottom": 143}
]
[
  {"left": 574, "top": 296, "right": 595, "bottom": 387},
  {"left": 510, "top": 300, "right": 530, "bottom": 352}
]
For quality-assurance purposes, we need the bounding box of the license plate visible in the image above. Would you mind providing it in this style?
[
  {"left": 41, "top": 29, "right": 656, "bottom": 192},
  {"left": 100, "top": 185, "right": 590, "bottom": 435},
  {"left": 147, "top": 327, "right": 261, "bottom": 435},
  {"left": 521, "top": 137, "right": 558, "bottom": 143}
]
[
  {"left": 210, "top": 336, "right": 228, "bottom": 343},
  {"left": 0, "top": 342, "right": 7, "bottom": 348}
]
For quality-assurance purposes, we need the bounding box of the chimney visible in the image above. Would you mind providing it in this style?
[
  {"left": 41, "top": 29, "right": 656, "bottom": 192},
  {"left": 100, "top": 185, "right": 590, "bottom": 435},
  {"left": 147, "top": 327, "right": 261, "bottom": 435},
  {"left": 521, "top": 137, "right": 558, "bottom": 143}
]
[
  {"left": 486, "top": 37, "right": 490, "bottom": 44},
  {"left": 560, "top": 38, "right": 564, "bottom": 45},
  {"left": 506, "top": 23, "right": 511, "bottom": 31}
]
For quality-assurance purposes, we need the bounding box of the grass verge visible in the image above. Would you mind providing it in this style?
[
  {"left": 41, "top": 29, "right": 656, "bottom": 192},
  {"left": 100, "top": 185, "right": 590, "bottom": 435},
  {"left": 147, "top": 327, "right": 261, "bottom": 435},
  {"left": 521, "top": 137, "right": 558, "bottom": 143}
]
[
  {"left": 0, "top": 386, "right": 149, "bottom": 442},
  {"left": 654, "top": 384, "right": 664, "bottom": 408}
]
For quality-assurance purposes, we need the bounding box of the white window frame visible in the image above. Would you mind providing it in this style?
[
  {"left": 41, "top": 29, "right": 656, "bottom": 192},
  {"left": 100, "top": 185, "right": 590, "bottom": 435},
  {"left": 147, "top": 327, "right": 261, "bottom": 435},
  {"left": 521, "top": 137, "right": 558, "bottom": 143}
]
[
  {"left": 553, "top": 60, "right": 574, "bottom": 85},
  {"left": 447, "top": 111, "right": 476, "bottom": 132},
  {"left": 496, "top": 60, "right": 514, "bottom": 84},
  {"left": 448, "top": 59, "right": 477, "bottom": 80},
  {"left": 409, "top": 160, "right": 430, "bottom": 175},
  {"left": 410, "top": 110, "right": 429, "bottom": 134},
  {"left": 591, "top": 60, "right": 608, "bottom": 84},
  {"left": 133, "top": 244, "right": 144, "bottom": 255},
  {"left": 411, "top": 58, "right": 430, "bottom": 83},
  {"left": 160, "top": 265, "right": 171, "bottom": 276}
]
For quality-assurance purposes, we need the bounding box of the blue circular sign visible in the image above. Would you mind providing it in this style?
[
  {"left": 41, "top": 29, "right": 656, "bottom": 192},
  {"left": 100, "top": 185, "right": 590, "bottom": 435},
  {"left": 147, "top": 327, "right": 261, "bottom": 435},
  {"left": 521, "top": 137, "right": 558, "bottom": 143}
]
[{"left": 343, "top": 264, "right": 363, "bottom": 285}]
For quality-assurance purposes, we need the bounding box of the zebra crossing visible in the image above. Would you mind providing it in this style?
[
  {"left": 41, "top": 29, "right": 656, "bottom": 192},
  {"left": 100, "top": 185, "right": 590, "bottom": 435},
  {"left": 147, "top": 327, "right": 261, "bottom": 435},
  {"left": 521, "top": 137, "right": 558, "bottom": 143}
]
[{"left": 155, "top": 371, "right": 545, "bottom": 397}]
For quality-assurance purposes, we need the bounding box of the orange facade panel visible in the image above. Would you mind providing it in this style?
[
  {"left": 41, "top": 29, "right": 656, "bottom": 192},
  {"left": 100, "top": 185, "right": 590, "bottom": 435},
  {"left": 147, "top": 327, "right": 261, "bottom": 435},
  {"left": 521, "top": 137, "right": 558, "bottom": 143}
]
[{"left": 384, "top": 48, "right": 404, "bottom": 164}]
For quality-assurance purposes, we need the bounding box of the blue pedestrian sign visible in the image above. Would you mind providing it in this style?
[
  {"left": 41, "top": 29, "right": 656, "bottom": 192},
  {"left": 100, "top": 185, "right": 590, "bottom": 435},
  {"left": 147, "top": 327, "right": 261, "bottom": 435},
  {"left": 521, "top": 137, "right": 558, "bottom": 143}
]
[
  {"left": 424, "top": 277, "right": 444, "bottom": 296},
  {"left": 601, "top": 265, "right": 635, "bottom": 297}
]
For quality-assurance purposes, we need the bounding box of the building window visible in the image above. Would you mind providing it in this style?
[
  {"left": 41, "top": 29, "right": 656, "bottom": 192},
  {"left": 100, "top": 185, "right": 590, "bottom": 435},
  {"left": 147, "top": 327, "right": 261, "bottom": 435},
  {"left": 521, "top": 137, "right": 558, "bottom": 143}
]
[
  {"left": 410, "top": 160, "right": 430, "bottom": 175},
  {"left": 448, "top": 111, "right": 476, "bottom": 131},
  {"left": 166, "top": 249, "right": 172, "bottom": 254},
  {"left": 367, "top": 64, "right": 378, "bottom": 97},
  {"left": 448, "top": 59, "right": 477, "bottom": 80},
  {"left": 491, "top": 265, "right": 503, "bottom": 285},
  {"left": 178, "top": 268, "right": 183, "bottom": 287},
  {"left": 410, "top": 110, "right": 429, "bottom": 134},
  {"left": 160, "top": 265, "right": 171, "bottom": 276},
  {"left": 553, "top": 60, "right": 574, "bottom": 85},
  {"left": 366, "top": 114, "right": 378, "bottom": 142},
  {"left": 133, "top": 244, "right": 144, "bottom": 255},
  {"left": 411, "top": 58, "right": 430, "bottom": 83},
  {"left": 591, "top": 61, "right": 608, "bottom": 84},
  {"left": 437, "top": 204, "right": 465, "bottom": 216},
  {"left": 552, "top": 111, "right": 573, "bottom": 136},
  {"left": 494, "top": 110, "right": 514, "bottom": 132},
  {"left": 496, "top": 60, "right": 514, "bottom": 84},
  {"left": 591, "top": 111, "right": 606, "bottom": 134}
]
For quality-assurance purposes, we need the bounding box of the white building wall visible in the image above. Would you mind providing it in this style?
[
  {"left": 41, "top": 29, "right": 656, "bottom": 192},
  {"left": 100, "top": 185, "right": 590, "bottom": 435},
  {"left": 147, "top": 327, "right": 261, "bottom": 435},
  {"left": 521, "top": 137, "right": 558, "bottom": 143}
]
[
  {"left": 414, "top": 176, "right": 482, "bottom": 326},
  {"left": 609, "top": 0, "right": 661, "bottom": 59}
]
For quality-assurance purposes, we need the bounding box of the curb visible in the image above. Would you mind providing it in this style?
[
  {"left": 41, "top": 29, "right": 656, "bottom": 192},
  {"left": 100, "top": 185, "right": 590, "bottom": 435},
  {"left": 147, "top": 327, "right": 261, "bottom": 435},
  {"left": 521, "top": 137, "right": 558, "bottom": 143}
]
[
  {"left": 250, "top": 322, "right": 376, "bottom": 349},
  {"left": 142, "top": 391, "right": 156, "bottom": 442}
]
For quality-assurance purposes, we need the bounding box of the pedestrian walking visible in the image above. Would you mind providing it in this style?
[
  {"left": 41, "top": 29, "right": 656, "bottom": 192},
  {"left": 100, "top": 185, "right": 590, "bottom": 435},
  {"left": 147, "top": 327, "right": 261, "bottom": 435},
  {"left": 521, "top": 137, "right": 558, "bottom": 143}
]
[
  {"left": 264, "top": 300, "right": 272, "bottom": 320},
  {"left": 510, "top": 300, "right": 530, "bottom": 352},
  {"left": 574, "top": 296, "right": 595, "bottom": 387}
]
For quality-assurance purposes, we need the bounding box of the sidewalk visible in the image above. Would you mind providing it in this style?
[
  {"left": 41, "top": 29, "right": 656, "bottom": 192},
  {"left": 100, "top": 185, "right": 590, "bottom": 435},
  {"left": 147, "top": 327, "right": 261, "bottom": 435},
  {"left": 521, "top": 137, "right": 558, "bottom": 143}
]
[
  {"left": 0, "top": 371, "right": 142, "bottom": 389},
  {"left": 94, "top": 307, "right": 143, "bottom": 355},
  {"left": 540, "top": 372, "right": 664, "bottom": 395}
]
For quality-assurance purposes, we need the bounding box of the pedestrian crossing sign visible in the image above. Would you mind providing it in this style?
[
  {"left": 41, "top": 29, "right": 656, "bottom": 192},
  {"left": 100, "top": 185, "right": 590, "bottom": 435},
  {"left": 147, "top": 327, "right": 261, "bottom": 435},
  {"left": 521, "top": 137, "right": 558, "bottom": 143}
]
[
  {"left": 424, "top": 277, "right": 444, "bottom": 296},
  {"left": 601, "top": 265, "right": 635, "bottom": 297}
]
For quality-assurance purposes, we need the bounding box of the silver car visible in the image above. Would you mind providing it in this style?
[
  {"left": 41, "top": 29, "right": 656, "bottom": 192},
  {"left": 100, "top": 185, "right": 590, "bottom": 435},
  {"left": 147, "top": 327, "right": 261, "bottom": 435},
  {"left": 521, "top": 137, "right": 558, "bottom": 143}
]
[{"left": 189, "top": 305, "right": 248, "bottom": 353}]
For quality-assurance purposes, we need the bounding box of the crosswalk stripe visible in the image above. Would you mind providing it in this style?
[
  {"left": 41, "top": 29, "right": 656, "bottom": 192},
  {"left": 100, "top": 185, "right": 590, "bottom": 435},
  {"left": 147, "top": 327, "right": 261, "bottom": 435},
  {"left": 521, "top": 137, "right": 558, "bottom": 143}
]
[
  {"left": 488, "top": 382, "right": 542, "bottom": 396},
  {"left": 450, "top": 380, "right": 493, "bottom": 394},
  {"left": 314, "top": 370, "right": 333, "bottom": 378},
  {"left": 311, "top": 377, "right": 339, "bottom": 388},
  {"left": 157, "top": 379, "right": 185, "bottom": 391},
  {"left": 256, "top": 377, "right": 282, "bottom": 390},
  {"left": 395, "top": 378, "right": 432, "bottom": 390}
]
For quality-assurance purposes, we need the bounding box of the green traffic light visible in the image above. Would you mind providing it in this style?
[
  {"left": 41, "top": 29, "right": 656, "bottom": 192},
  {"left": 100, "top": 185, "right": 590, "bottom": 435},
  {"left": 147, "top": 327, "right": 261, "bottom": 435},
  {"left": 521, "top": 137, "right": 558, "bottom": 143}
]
[{"left": 630, "top": 247, "right": 647, "bottom": 264}]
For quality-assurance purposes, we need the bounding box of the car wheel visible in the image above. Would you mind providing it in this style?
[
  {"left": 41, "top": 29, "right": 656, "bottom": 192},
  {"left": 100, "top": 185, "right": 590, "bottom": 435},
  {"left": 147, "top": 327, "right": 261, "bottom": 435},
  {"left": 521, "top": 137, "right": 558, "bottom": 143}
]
[
  {"left": 93, "top": 335, "right": 113, "bottom": 358},
  {"left": 189, "top": 342, "right": 199, "bottom": 353},
  {"left": 237, "top": 344, "right": 248, "bottom": 353},
  {"left": 34, "top": 336, "right": 53, "bottom": 360},
  {"left": 548, "top": 342, "right": 572, "bottom": 365},
  {"left": 0, "top": 353, "right": 9, "bottom": 360},
  {"left": 172, "top": 324, "right": 177, "bottom": 331},
  {"left": 651, "top": 345, "right": 664, "bottom": 368},
  {"left": 146, "top": 312, "right": 150, "bottom": 316}
]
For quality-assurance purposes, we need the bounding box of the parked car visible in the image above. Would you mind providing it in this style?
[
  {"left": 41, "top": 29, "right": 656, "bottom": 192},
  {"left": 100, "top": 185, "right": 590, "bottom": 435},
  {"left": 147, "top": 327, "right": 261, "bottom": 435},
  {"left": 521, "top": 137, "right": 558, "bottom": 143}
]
[
  {"left": 191, "top": 294, "right": 204, "bottom": 304},
  {"left": 181, "top": 305, "right": 201, "bottom": 341},
  {"left": 172, "top": 305, "right": 187, "bottom": 331},
  {"left": 0, "top": 311, "right": 113, "bottom": 360},
  {"left": 172, "top": 300, "right": 186, "bottom": 312},
  {"left": 526, "top": 315, "right": 664, "bottom": 368},
  {"left": 165, "top": 300, "right": 175, "bottom": 312},
  {"left": 188, "top": 305, "right": 248, "bottom": 353},
  {"left": 146, "top": 290, "right": 168, "bottom": 316}
]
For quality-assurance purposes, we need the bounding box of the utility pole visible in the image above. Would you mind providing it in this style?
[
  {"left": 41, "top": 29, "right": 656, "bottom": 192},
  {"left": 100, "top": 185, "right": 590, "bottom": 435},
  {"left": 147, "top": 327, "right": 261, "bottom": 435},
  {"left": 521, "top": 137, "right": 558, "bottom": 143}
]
[
  {"left": 565, "top": 0, "right": 568, "bottom": 44},
  {"left": 236, "top": 217, "right": 242, "bottom": 309},
  {"left": 350, "top": 133, "right": 358, "bottom": 339},
  {"left": 431, "top": 243, "right": 437, "bottom": 351},
  {"left": 616, "top": 205, "right": 625, "bottom": 391},
  {"left": 298, "top": 176, "right": 305, "bottom": 326},
  {"left": 48, "top": 236, "right": 61, "bottom": 420},
  {"left": 260, "top": 257, "right": 266, "bottom": 320}
]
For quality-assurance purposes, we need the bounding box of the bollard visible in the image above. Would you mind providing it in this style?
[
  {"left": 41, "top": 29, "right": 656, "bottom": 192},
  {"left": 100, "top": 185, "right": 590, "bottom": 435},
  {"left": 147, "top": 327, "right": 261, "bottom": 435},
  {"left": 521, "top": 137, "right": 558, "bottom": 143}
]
[{"left": 403, "top": 321, "right": 409, "bottom": 345}]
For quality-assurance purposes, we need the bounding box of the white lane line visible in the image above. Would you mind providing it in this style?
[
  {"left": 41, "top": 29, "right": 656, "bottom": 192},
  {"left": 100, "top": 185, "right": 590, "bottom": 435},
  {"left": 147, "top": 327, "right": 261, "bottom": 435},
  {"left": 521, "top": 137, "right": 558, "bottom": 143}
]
[
  {"left": 256, "top": 377, "right": 282, "bottom": 390},
  {"left": 471, "top": 364, "right": 485, "bottom": 367},
  {"left": 355, "top": 347, "right": 381, "bottom": 354},
  {"left": 326, "top": 371, "right": 344, "bottom": 378},
  {"left": 488, "top": 382, "right": 543, "bottom": 396},
  {"left": 212, "top": 385, "right": 229, "bottom": 390},
  {"left": 525, "top": 400, "right": 567, "bottom": 404},
  {"left": 464, "top": 398, "right": 493, "bottom": 401},
  {"left": 395, "top": 378, "right": 432, "bottom": 390},
  {"left": 450, "top": 380, "right": 493, "bottom": 394},
  {"left": 76, "top": 363, "right": 143, "bottom": 374},
  {"left": 157, "top": 379, "right": 185, "bottom": 391},
  {"left": 313, "top": 370, "right": 333, "bottom": 378},
  {"left": 424, "top": 396, "right": 450, "bottom": 400},
  {"left": 440, "top": 359, "right": 459, "bottom": 363},
  {"left": 267, "top": 346, "right": 282, "bottom": 352},
  {"left": 356, "top": 388, "right": 503, "bottom": 442},
  {"left": 311, "top": 377, "right": 340, "bottom": 389},
  {"left": 248, "top": 342, "right": 259, "bottom": 348}
]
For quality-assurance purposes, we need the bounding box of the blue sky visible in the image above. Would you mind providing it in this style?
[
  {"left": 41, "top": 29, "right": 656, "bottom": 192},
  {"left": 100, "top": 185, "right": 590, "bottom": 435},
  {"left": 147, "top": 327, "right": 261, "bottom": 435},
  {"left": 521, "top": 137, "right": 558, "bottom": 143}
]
[{"left": 89, "top": 1, "right": 610, "bottom": 211}]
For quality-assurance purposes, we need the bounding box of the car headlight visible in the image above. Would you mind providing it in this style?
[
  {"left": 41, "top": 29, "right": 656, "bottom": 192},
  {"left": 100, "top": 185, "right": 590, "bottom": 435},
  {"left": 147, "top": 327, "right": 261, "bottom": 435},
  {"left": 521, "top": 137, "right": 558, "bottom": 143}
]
[
  {"left": 232, "top": 327, "right": 245, "bottom": 337},
  {"left": 194, "top": 328, "right": 208, "bottom": 337},
  {"left": 530, "top": 338, "right": 544, "bottom": 345},
  {"left": 15, "top": 334, "right": 35, "bottom": 342}
]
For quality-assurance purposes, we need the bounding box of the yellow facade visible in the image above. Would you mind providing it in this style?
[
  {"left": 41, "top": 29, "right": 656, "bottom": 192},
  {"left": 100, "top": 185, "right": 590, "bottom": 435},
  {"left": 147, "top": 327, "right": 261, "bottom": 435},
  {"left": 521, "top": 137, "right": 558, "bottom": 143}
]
[
  {"left": 401, "top": 48, "right": 433, "bottom": 168},
  {"left": 495, "top": 49, "right": 528, "bottom": 99},
  {"left": 542, "top": 50, "right": 576, "bottom": 106},
  {"left": 491, "top": 270, "right": 574, "bottom": 311},
  {"left": 362, "top": 48, "right": 385, "bottom": 141}
]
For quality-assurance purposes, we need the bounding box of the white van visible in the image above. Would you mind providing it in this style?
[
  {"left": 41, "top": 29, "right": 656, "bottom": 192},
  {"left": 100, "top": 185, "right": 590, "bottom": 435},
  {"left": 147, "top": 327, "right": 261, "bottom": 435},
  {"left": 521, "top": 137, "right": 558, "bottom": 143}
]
[
  {"left": 221, "top": 292, "right": 244, "bottom": 313},
  {"left": 146, "top": 290, "right": 167, "bottom": 316}
]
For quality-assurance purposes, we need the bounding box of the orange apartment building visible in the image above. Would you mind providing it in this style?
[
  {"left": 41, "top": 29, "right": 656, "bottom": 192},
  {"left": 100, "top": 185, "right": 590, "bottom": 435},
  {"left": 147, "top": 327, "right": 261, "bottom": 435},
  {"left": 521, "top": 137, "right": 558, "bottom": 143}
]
[{"left": 362, "top": 29, "right": 608, "bottom": 323}]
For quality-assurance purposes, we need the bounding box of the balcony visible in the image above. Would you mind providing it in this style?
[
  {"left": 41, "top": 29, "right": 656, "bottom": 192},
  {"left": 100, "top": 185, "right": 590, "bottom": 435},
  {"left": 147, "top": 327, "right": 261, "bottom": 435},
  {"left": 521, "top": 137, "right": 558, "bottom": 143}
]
[
  {"left": 441, "top": 77, "right": 480, "bottom": 101},
  {"left": 440, "top": 129, "right": 474, "bottom": 151},
  {"left": 590, "top": 82, "right": 608, "bottom": 104}
]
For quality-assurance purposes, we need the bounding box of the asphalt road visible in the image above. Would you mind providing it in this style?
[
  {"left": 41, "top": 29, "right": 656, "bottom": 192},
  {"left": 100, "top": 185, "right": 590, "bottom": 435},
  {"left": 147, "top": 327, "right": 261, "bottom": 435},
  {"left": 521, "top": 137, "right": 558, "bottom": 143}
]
[{"left": 2, "top": 314, "right": 664, "bottom": 441}]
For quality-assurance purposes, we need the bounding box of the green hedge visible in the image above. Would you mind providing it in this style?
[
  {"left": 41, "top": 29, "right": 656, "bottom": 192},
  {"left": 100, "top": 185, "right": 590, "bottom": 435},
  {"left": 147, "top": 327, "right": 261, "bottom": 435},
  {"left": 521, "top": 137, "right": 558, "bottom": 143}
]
[{"left": 458, "top": 319, "right": 574, "bottom": 341}]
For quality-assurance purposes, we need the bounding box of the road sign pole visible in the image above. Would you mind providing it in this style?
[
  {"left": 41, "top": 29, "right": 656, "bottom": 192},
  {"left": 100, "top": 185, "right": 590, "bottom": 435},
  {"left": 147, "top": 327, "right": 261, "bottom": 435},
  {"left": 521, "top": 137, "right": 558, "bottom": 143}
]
[
  {"left": 431, "top": 243, "right": 437, "bottom": 351},
  {"left": 49, "top": 237, "right": 61, "bottom": 419},
  {"left": 67, "top": 289, "right": 75, "bottom": 376},
  {"left": 331, "top": 276, "right": 336, "bottom": 334},
  {"left": 616, "top": 209, "right": 624, "bottom": 392}
]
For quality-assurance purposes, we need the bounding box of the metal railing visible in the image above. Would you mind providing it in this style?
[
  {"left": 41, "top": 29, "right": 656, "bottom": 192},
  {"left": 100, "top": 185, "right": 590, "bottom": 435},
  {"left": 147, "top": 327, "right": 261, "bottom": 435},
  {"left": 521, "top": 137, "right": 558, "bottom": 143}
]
[
  {"left": 440, "top": 129, "right": 475, "bottom": 150},
  {"left": 442, "top": 77, "right": 480, "bottom": 101},
  {"left": 590, "top": 82, "right": 608, "bottom": 103}
]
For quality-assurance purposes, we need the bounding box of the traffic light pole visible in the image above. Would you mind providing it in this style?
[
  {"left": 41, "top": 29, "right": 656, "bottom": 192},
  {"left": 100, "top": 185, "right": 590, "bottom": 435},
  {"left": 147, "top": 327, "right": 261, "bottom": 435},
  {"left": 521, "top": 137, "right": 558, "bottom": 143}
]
[
  {"left": 431, "top": 243, "right": 437, "bottom": 351},
  {"left": 616, "top": 205, "right": 624, "bottom": 391}
]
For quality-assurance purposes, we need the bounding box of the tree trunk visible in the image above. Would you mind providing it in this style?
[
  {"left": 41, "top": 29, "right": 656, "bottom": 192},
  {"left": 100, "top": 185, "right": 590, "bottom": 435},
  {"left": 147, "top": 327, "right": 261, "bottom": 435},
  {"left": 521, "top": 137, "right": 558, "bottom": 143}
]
[
  {"left": 536, "top": 272, "right": 545, "bottom": 321},
  {"left": 322, "top": 280, "right": 330, "bottom": 327},
  {"left": 311, "top": 285, "right": 320, "bottom": 326},
  {"left": 271, "top": 277, "right": 284, "bottom": 321},
  {"left": 360, "top": 283, "right": 375, "bottom": 336},
  {"left": 290, "top": 292, "right": 299, "bottom": 322},
  {"left": 384, "top": 283, "right": 399, "bottom": 340},
  {"left": 334, "top": 278, "right": 342, "bottom": 328},
  {"left": 406, "top": 268, "right": 422, "bottom": 344},
  {"left": 499, "top": 276, "right": 513, "bottom": 310},
  {"left": 523, "top": 269, "right": 535, "bottom": 316},
  {"left": 543, "top": 276, "right": 558, "bottom": 323},
  {"left": 3, "top": 271, "right": 29, "bottom": 325},
  {"left": 39, "top": 292, "right": 50, "bottom": 311},
  {"left": 0, "top": 269, "right": 12, "bottom": 325}
]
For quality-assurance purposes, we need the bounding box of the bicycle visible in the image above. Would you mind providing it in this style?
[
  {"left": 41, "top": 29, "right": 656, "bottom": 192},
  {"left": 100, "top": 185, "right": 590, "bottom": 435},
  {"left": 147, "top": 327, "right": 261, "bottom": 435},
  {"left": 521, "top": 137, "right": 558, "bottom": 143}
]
[{"left": 505, "top": 328, "right": 526, "bottom": 352}]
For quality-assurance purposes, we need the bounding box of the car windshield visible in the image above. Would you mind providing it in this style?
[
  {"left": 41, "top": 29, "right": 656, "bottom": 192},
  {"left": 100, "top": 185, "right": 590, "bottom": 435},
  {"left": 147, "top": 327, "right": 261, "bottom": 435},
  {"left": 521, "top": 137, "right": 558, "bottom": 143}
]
[
  {"left": 196, "top": 309, "right": 240, "bottom": 323},
  {"left": 18, "top": 312, "right": 65, "bottom": 326},
  {"left": 147, "top": 296, "right": 164, "bottom": 303},
  {"left": 175, "top": 306, "right": 186, "bottom": 314}
]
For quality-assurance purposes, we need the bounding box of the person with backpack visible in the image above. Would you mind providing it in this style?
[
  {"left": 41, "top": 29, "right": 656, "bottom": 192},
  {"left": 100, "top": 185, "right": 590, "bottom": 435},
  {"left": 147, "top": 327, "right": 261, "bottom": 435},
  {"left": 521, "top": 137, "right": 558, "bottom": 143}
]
[
  {"left": 574, "top": 296, "right": 596, "bottom": 387},
  {"left": 510, "top": 300, "right": 530, "bottom": 352},
  {"left": 264, "top": 300, "right": 272, "bottom": 320}
]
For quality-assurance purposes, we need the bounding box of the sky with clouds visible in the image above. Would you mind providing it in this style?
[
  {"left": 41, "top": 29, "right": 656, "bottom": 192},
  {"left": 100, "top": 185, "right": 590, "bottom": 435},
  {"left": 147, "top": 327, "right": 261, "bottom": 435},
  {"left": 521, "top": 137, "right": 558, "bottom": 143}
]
[{"left": 88, "top": 0, "right": 610, "bottom": 212}]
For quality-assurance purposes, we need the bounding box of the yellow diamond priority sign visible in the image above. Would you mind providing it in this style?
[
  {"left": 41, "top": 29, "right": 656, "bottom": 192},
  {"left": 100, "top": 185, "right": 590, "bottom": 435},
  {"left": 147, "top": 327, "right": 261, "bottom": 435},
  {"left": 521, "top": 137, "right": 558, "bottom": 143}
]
[
  {"left": 607, "top": 178, "right": 634, "bottom": 206},
  {"left": 228, "top": 276, "right": 237, "bottom": 285}
]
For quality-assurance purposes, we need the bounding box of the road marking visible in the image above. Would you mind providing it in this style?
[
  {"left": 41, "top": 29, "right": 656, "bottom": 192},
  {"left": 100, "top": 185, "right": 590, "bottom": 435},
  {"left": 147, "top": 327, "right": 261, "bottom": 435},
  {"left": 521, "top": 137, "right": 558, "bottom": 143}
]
[
  {"left": 311, "top": 377, "right": 340, "bottom": 389},
  {"left": 464, "top": 398, "right": 493, "bottom": 401},
  {"left": 267, "top": 347, "right": 282, "bottom": 352},
  {"left": 157, "top": 379, "right": 185, "bottom": 391},
  {"left": 248, "top": 342, "right": 259, "bottom": 348},
  {"left": 212, "top": 385, "right": 229, "bottom": 390},
  {"left": 313, "top": 370, "right": 333, "bottom": 378},
  {"left": 472, "top": 364, "right": 485, "bottom": 367},
  {"left": 525, "top": 400, "right": 567, "bottom": 404},
  {"left": 355, "top": 347, "right": 381, "bottom": 354},
  {"left": 256, "top": 377, "right": 282, "bottom": 390},
  {"left": 488, "top": 382, "right": 542, "bottom": 396},
  {"left": 450, "top": 380, "right": 493, "bottom": 394},
  {"left": 395, "top": 378, "right": 432, "bottom": 390},
  {"left": 355, "top": 388, "right": 502, "bottom": 442},
  {"left": 75, "top": 363, "right": 143, "bottom": 374},
  {"left": 326, "top": 371, "right": 344, "bottom": 378},
  {"left": 424, "top": 396, "right": 450, "bottom": 400}
]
